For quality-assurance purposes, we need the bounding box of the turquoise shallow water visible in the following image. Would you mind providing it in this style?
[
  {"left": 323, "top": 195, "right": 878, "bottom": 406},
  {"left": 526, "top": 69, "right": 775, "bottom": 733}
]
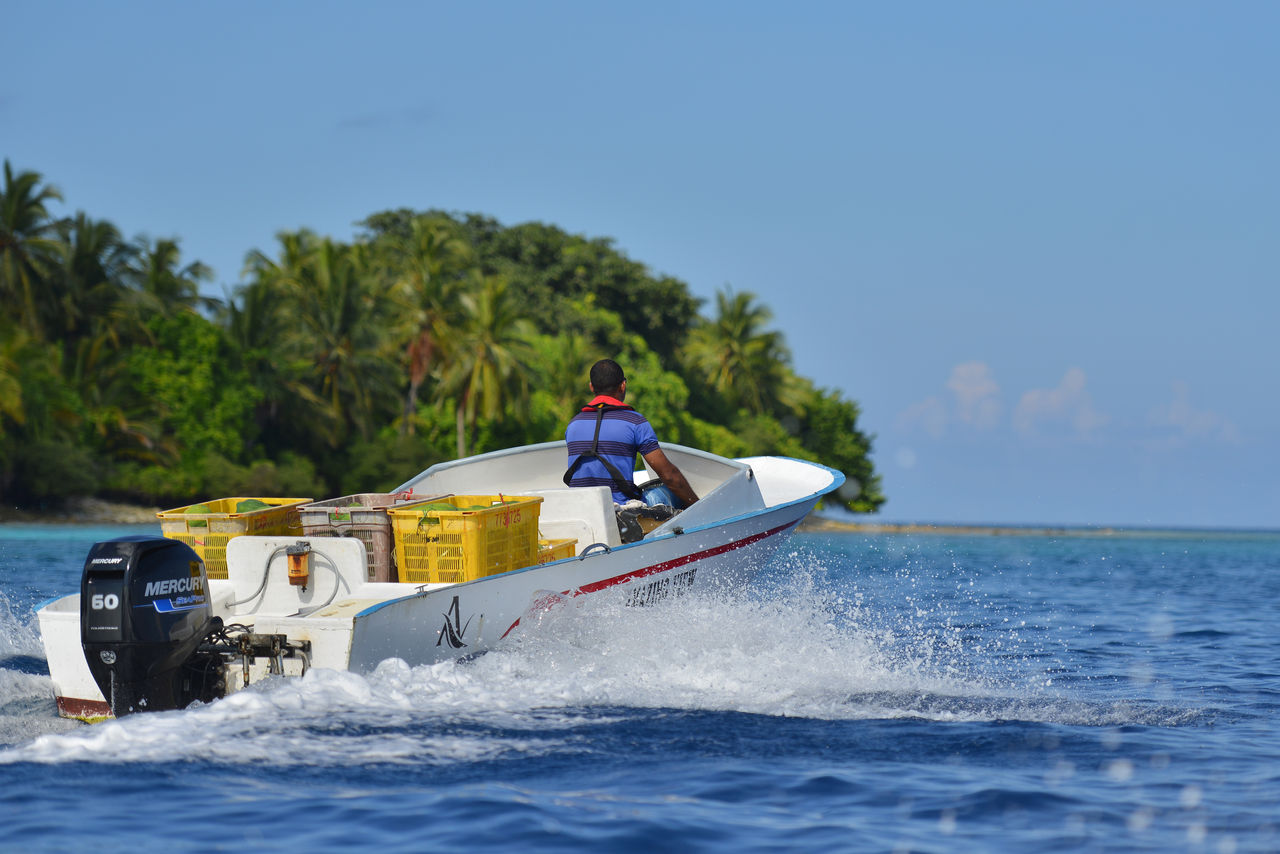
[{"left": 1, "top": 524, "right": 1278, "bottom": 852}]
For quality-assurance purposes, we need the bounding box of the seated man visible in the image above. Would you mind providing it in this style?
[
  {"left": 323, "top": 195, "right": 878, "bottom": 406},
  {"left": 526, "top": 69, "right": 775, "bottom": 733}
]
[{"left": 563, "top": 359, "right": 699, "bottom": 518}]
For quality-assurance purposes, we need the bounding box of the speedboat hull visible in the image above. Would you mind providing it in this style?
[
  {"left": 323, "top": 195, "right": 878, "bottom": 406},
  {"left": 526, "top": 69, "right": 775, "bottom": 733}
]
[
  {"left": 347, "top": 499, "right": 810, "bottom": 671},
  {"left": 36, "top": 445, "right": 842, "bottom": 719}
]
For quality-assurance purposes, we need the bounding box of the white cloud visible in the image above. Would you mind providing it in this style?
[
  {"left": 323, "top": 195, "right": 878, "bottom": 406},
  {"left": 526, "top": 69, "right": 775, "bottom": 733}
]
[
  {"left": 1144, "top": 382, "right": 1239, "bottom": 449},
  {"left": 898, "top": 361, "right": 1001, "bottom": 437},
  {"left": 1013, "top": 368, "right": 1109, "bottom": 439},
  {"left": 947, "top": 361, "right": 1003, "bottom": 429},
  {"left": 897, "top": 396, "right": 948, "bottom": 438},
  {"left": 898, "top": 366, "right": 1242, "bottom": 458}
]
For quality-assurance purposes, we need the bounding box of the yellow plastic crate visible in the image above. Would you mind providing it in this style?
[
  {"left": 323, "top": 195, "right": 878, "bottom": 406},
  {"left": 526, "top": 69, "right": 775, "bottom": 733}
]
[
  {"left": 158, "top": 497, "right": 311, "bottom": 579},
  {"left": 389, "top": 495, "right": 542, "bottom": 584},
  {"left": 537, "top": 538, "right": 577, "bottom": 564}
]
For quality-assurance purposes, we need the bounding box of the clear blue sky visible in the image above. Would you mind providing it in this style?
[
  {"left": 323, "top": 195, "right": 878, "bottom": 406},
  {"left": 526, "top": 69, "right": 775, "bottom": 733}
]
[{"left": 6, "top": 2, "right": 1276, "bottom": 529}]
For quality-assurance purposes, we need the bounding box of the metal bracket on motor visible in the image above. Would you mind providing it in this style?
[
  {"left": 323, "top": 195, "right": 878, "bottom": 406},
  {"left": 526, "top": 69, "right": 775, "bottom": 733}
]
[
  {"left": 189, "top": 623, "right": 313, "bottom": 701},
  {"left": 202, "top": 632, "right": 314, "bottom": 691},
  {"left": 224, "top": 632, "right": 312, "bottom": 687}
]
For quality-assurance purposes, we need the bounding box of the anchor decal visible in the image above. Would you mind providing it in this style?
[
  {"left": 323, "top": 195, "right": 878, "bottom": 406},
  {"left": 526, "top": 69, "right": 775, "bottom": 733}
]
[{"left": 437, "top": 595, "right": 474, "bottom": 648}]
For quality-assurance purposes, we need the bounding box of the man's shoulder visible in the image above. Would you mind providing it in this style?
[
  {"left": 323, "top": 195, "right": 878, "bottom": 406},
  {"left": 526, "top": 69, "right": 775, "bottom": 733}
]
[
  {"left": 603, "top": 406, "right": 649, "bottom": 422},
  {"left": 603, "top": 410, "right": 653, "bottom": 435}
]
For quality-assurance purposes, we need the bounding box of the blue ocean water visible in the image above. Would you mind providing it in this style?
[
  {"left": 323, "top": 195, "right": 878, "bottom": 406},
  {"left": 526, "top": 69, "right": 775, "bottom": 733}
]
[{"left": 1, "top": 523, "right": 1278, "bottom": 853}]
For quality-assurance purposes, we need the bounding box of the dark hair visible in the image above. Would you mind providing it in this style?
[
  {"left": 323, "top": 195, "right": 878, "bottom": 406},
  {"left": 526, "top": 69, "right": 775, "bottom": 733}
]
[{"left": 590, "top": 359, "right": 625, "bottom": 394}]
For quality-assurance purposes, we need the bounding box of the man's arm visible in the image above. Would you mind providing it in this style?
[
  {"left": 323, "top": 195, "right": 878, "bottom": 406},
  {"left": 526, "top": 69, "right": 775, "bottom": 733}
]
[{"left": 642, "top": 448, "right": 699, "bottom": 507}]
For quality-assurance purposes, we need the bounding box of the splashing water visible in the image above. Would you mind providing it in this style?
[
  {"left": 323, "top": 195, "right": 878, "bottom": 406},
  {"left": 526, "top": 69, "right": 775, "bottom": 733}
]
[{"left": 2, "top": 544, "right": 1196, "bottom": 767}]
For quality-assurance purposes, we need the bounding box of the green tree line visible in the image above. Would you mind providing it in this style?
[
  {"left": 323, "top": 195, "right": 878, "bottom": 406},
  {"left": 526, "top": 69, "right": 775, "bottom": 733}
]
[{"left": 0, "top": 160, "right": 884, "bottom": 512}]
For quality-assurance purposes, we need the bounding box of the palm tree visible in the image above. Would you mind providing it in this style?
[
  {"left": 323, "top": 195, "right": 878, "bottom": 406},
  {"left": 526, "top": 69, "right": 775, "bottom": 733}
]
[
  {"left": 683, "top": 286, "right": 798, "bottom": 417},
  {"left": 56, "top": 214, "right": 135, "bottom": 369},
  {"left": 0, "top": 322, "right": 29, "bottom": 437},
  {"left": 0, "top": 161, "right": 65, "bottom": 339},
  {"left": 47, "top": 215, "right": 165, "bottom": 461},
  {"left": 96, "top": 235, "right": 217, "bottom": 352},
  {"left": 229, "top": 231, "right": 338, "bottom": 456},
  {"left": 439, "top": 273, "right": 536, "bottom": 458},
  {"left": 537, "top": 331, "right": 594, "bottom": 412},
  {"left": 242, "top": 229, "right": 320, "bottom": 290},
  {"left": 380, "top": 215, "right": 471, "bottom": 434},
  {"left": 77, "top": 350, "right": 177, "bottom": 468},
  {"left": 289, "top": 239, "right": 398, "bottom": 446},
  {"left": 223, "top": 277, "right": 314, "bottom": 455},
  {"left": 124, "top": 236, "right": 217, "bottom": 315}
]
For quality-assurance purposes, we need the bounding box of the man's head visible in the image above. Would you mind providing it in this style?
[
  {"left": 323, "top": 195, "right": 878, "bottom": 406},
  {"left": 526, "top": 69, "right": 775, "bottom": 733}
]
[{"left": 589, "top": 359, "right": 626, "bottom": 398}]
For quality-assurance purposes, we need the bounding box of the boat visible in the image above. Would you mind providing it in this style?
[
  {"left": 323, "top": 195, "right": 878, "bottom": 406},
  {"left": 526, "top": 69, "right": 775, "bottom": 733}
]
[{"left": 36, "top": 441, "right": 843, "bottom": 720}]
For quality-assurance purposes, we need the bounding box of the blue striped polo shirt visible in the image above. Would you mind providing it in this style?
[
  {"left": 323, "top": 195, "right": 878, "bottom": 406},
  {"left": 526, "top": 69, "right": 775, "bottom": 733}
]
[{"left": 565, "top": 396, "right": 660, "bottom": 503}]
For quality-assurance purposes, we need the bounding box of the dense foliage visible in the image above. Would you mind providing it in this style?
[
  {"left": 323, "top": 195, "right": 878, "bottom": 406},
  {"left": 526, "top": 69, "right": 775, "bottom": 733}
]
[{"left": 0, "top": 161, "right": 884, "bottom": 512}]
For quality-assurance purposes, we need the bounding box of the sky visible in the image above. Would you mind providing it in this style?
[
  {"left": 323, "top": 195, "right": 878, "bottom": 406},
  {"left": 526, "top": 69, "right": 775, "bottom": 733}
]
[{"left": 5, "top": 2, "right": 1277, "bottom": 529}]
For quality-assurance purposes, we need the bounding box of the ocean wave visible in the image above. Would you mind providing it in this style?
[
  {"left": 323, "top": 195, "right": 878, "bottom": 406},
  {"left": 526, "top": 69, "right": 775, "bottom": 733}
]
[{"left": 1, "top": 556, "right": 1212, "bottom": 766}]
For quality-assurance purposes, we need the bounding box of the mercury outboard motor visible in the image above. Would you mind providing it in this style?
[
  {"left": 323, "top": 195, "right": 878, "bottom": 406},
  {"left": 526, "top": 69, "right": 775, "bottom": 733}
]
[{"left": 81, "top": 535, "right": 222, "bottom": 716}]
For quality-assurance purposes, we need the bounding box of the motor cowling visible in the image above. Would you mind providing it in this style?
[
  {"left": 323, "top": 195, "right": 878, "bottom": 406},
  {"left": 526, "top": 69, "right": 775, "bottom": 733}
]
[{"left": 81, "top": 535, "right": 221, "bottom": 716}]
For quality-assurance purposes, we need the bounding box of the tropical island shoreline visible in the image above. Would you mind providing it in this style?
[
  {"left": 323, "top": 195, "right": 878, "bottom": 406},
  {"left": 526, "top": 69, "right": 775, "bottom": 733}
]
[
  {"left": 0, "top": 498, "right": 163, "bottom": 525},
  {"left": 800, "top": 516, "right": 1277, "bottom": 539},
  {"left": 1, "top": 498, "right": 1270, "bottom": 539}
]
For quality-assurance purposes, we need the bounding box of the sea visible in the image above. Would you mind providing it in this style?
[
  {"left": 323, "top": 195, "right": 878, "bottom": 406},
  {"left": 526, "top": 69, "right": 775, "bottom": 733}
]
[{"left": 1, "top": 523, "right": 1277, "bottom": 853}]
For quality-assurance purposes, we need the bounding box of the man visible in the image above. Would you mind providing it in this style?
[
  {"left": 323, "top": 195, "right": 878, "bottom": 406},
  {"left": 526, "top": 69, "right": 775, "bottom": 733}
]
[{"left": 564, "top": 359, "right": 699, "bottom": 508}]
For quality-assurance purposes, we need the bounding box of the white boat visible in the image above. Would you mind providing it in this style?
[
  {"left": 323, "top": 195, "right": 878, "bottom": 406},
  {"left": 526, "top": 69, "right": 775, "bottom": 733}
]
[{"left": 36, "top": 442, "right": 843, "bottom": 720}]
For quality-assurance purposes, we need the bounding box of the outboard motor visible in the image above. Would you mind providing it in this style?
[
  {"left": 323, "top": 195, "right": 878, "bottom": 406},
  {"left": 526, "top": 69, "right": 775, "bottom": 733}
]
[{"left": 81, "top": 535, "right": 222, "bottom": 716}]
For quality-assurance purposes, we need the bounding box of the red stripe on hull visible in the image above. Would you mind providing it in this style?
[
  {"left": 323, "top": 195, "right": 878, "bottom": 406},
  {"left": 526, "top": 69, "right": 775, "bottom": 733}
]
[{"left": 501, "top": 519, "right": 797, "bottom": 638}]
